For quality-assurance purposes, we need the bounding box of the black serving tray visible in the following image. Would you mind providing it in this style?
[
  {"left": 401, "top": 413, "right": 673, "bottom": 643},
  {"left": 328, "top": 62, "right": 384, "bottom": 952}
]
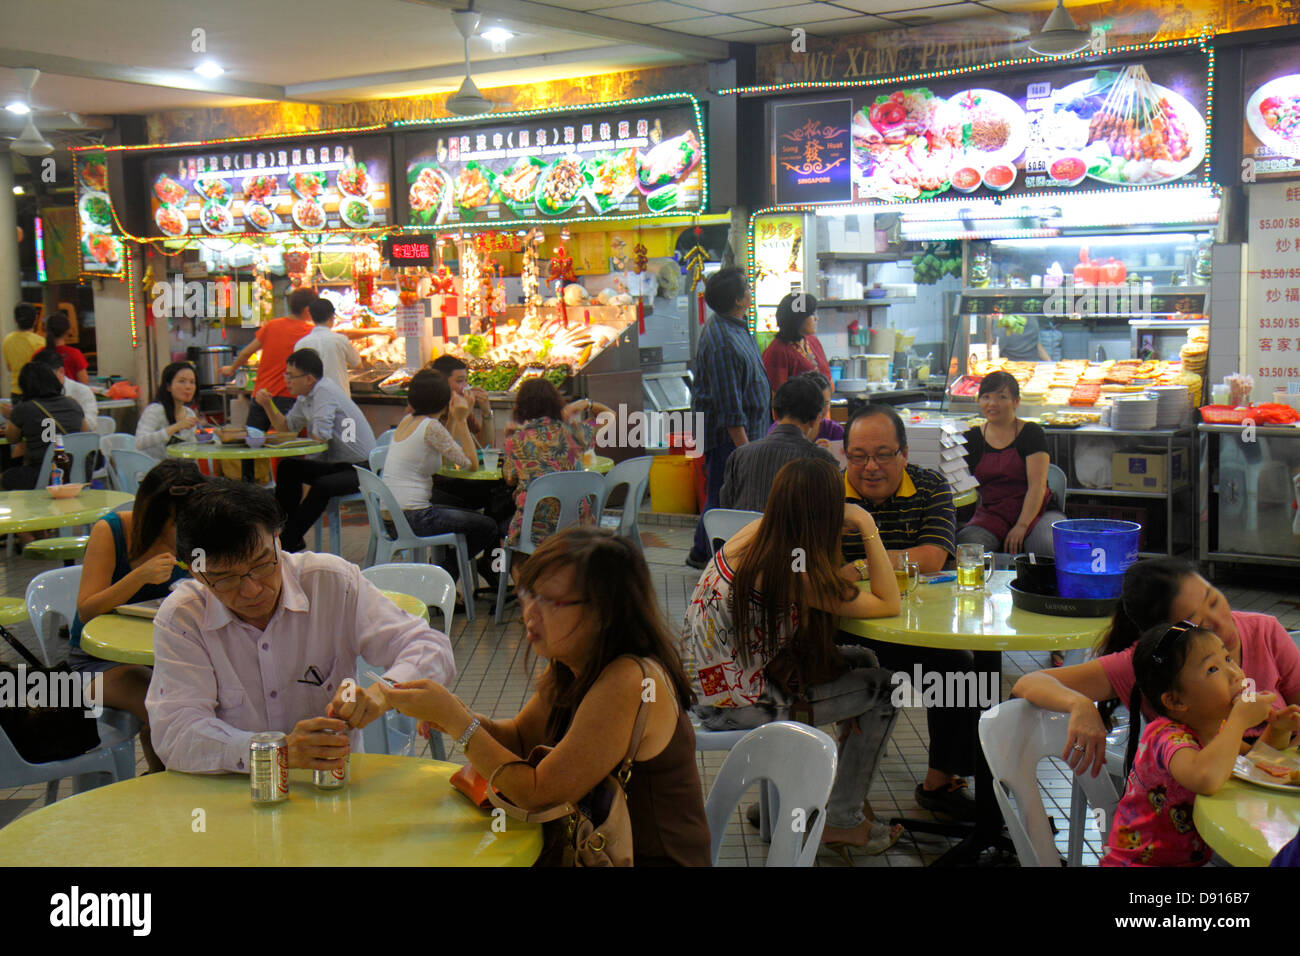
[{"left": 1008, "top": 581, "right": 1118, "bottom": 618}]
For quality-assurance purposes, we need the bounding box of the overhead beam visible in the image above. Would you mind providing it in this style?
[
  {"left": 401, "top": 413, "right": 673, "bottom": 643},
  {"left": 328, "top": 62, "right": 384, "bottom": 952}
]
[
  {"left": 0, "top": 48, "right": 295, "bottom": 102},
  {"left": 398, "top": 0, "right": 730, "bottom": 60},
  {"left": 286, "top": 44, "right": 681, "bottom": 98}
]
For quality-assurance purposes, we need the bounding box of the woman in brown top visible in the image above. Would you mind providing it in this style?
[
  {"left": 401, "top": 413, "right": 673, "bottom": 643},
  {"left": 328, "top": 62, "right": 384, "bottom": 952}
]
[{"left": 380, "top": 527, "right": 711, "bottom": 866}]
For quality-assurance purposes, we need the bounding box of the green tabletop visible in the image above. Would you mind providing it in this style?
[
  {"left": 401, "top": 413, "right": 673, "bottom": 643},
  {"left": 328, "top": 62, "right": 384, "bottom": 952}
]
[
  {"left": 0, "top": 753, "right": 541, "bottom": 867},
  {"left": 1194, "top": 775, "right": 1300, "bottom": 867},
  {"left": 0, "top": 489, "right": 132, "bottom": 535},
  {"left": 95, "top": 398, "right": 138, "bottom": 410},
  {"left": 437, "top": 454, "right": 614, "bottom": 481},
  {"left": 166, "top": 440, "right": 329, "bottom": 460},
  {"left": 838, "top": 570, "right": 1108, "bottom": 651},
  {"left": 954, "top": 489, "right": 977, "bottom": 509},
  {"left": 82, "top": 590, "right": 430, "bottom": 666}
]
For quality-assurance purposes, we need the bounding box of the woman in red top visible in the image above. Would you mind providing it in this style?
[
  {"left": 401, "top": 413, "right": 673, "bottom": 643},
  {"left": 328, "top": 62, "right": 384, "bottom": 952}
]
[
  {"left": 761, "top": 292, "right": 830, "bottom": 393},
  {"left": 45, "top": 311, "right": 90, "bottom": 384}
]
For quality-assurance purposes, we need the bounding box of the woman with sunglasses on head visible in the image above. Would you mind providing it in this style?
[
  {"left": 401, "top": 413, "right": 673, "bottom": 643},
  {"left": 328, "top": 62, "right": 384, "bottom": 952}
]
[
  {"left": 378, "top": 527, "right": 712, "bottom": 866},
  {"left": 68, "top": 459, "right": 206, "bottom": 772},
  {"left": 1013, "top": 557, "right": 1300, "bottom": 780},
  {"left": 1100, "top": 621, "right": 1299, "bottom": 866}
]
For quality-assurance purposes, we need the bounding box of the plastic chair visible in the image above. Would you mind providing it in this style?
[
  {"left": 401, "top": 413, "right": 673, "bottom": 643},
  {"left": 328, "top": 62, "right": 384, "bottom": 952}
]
[
  {"left": 692, "top": 715, "right": 779, "bottom": 839},
  {"left": 0, "top": 712, "right": 139, "bottom": 806},
  {"left": 375, "top": 428, "right": 394, "bottom": 447},
  {"left": 1047, "top": 463, "right": 1067, "bottom": 511},
  {"left": 1067, "top": 715, "right": 1129, "bottom": 866},
  {"left": 494, "top": 470, "right": 607, "bottom": 624},
  {"left": 108, "top": 449, "right": 156, "bottom": 495},
  {"left": 354, "top": 466, "right": 476, "bottom": 622},
  {"left": 61, "top": 431, "right": 101, "bottom": 485},
  {"left": 94, "top": 415, "right": 115, "bottom": 436},
  {"left": 313, "top": 479, "right": 366, "bottom": 556},
  {"left": 99, "top": 434, "right": 135, "bottom": 490},
  {"left": 30, "top": 441, "right": 56, "bottom": 490},
  {"left": 702, "top": 508, "right": 762, "bottom": 557},
  {"left": 601, "top": 455, "right": 652, "bottom": 550},
  {"left": 703, "top": 721, "right": 837, "bottom": 867},
  {"left": 369, "top": 444, "right": 388, "bottom": 476},
  {"left": 979, "top": 699, "right": 1120, "bottom": 867}
]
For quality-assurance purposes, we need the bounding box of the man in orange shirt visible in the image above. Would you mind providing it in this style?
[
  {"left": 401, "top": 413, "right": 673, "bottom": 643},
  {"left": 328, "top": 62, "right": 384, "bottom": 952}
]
[{"left": 221, "top": 287, "right": 318, "bottom": 434}]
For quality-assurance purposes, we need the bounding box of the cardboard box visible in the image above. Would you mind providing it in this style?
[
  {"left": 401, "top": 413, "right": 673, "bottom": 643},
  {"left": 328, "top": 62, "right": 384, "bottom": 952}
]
[{"left": 1111, "top": 448, "right": 1190, "bottom": 493}]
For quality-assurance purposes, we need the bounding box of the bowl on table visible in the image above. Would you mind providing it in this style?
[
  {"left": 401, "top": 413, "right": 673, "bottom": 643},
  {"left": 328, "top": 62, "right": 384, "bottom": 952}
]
[
  {"left": 46, "top": 483, "right": 86, "bottom": 499},
  {"left": 244, "top": 426, "right": 266, "bottom": 449}
]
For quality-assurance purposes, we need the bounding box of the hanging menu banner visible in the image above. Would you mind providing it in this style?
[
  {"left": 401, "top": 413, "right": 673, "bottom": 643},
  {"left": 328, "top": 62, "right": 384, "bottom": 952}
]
[
  {"left": 75, "top": 150, "right": 125, "bottom": 275},
  {"left": 145, "top": 135, "right": 393, "bottom": 237},
  {"left": 1242, "top": 42, "right": 1300, "bottom": 181},
  {"left": 1245, "top": 181, "right": 1300, "bottom": 399},
  {"left": 770, "top": 51, "right": 1208, "bottom": 205},
  {"left": 400, "top": 103, "right": 704, "bottom": 226}
]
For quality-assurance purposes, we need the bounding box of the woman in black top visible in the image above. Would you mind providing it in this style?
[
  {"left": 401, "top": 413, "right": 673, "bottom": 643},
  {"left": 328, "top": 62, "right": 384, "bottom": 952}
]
[
  {"left": 2, "top": 360, "right": 92, "bottom": 489},
  {"left": 958, "top": 371, "right": 1065, "bottom": 555}
]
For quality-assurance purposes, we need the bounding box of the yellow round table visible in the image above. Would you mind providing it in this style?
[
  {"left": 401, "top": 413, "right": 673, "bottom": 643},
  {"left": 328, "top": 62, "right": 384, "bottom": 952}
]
[
  {"left": 437, "top": 454, "right": 614, "bottom": 481},
  {"left": 838, "top": 570, "right": 1109, "bottom": 652},
  {"left": 0, "top": 753, "right": 542, "bottom": 866},
  {"left": 1194, "top": 776, "right": 1300, "bottom": 867},
  {"left": 953, "top": 489, "right": 977, "bottom": 510},
  {"left": 0, "top": 489, "right": 132, "bottom": 534},
  {"left": 81, "top": 590, "right": 431, "bottom": 666},
  {"left": 166, "top": 439, "right": 329, "bottom": 460}
]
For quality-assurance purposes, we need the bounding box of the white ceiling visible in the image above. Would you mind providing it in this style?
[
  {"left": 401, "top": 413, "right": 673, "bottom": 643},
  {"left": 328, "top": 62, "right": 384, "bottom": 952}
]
[{"left": 0, "top": 0, "right": 1056, "bottom": 118}]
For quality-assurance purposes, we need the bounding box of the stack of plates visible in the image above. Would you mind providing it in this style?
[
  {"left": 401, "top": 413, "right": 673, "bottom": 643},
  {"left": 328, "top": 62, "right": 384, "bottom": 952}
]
[
  {"left": 1147, "top": 385, "right": 1190, "bottom": 428},
  {"left": 1111, "top": 394, "right": 1158, "bottom": 430},
  {"left": 837, "top": 378, "right": 868, "bottom": 394}
]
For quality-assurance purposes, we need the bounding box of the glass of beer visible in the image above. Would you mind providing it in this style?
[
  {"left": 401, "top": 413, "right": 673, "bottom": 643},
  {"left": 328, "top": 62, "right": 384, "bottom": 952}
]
[
  {"left": 894, "top": 554, "right": 918, "bottom": 597},
  {"left": 956, "top": 543, "right": 993, "bottom": 590}
]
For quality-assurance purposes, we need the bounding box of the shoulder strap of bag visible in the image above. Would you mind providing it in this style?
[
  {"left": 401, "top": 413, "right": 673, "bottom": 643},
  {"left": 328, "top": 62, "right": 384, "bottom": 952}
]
[
  {"left": 616, "top": 656, "right": 652, "bottom": 784},
  {"left": 31, "top": 402, "right": 68, "bottom": 436},
  {"left": 0, "top": 624, "right": 44, "bottom": 669}
]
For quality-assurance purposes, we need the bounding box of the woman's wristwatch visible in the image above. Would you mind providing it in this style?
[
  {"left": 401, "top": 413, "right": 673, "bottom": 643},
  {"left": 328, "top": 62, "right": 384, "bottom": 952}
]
[
  {"left": 853, "top": 559, "right": 869, "bottom": 580},
  {"left": 455, "top": 716, "right": 482, "bottom": 752}
]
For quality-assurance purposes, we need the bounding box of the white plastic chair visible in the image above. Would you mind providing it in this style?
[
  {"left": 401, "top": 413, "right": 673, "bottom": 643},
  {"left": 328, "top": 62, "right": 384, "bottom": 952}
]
[
  {"left": 702, "top": 508, "right": 762, "bottom": 557},
  {"left": 94, "top": 415, "right": 115, "bottom": 436},
  {"left": 361, "top": 563, "right": 455, "bottom": 632},
  {"left": 99, "top": 434, "right": 135, "bottom": 488},
  {"left": 108, "top": 449, "right": 156, "bottom": 495},
  {"left": 354, "top": 466, "right": 476, "bottom": 622},
  {"left": 601, "top": 455, "right": 652, "bottom": 550},
  {"left": 1067, "top": 714, "right": 1129, "bottom": 865},
  {"left": 703, "top": 721, "right": 837, "bottom": 867},
  {"left": 61, "top": 431, "right": 101, "bottom": 486},
  {"left": 369, "top": 444, "right": 388, "bottom": 476},
  {"left": 0, "top": 712, "right": 139, "bottom": 806},
  {"left": 375, "top": 428, "right": 394, "bottom": 447},
  {"left": 1047, "top": 463, "right": 1067, "bottom": 511},
  {"left": 494, "top": 470, "right": 607, "bottom": 624},
  {"left": 979, "top": 699, "right": 1120, "bottom": 867}
]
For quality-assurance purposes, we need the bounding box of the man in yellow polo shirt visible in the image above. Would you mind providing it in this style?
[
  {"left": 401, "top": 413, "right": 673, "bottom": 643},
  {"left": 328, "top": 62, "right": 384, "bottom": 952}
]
[
  {"left": 4, "top": 304, "right": 46, "bottom": 400},
  {"left": 838, "top": 405, "right": 978, "bottom": 822}
]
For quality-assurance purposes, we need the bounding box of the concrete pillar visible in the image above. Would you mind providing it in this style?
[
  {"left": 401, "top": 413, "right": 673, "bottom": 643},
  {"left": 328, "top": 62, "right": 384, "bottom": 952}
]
[{"left": 0, "top": 152, "right": 22, "bottom": 395}]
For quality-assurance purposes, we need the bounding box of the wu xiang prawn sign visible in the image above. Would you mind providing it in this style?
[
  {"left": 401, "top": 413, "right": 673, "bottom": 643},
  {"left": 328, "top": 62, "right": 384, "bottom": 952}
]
[{"left": 769, "top": 50, "right": 1209, "bottom": 206}]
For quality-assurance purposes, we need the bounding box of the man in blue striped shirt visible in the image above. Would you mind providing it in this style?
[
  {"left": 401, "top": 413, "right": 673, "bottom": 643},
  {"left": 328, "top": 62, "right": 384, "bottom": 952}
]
[{"left": 687, "top": 267, "right": 770, "bottom": 568}]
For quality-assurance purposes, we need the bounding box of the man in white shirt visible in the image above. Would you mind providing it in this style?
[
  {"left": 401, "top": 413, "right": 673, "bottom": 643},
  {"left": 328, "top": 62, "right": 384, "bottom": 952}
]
[
  {"left": 297, "top": 298, "right": 361, "bottom": 392},
  {"left": 147, "top": 479, "right": 455, "bottom": 773}
]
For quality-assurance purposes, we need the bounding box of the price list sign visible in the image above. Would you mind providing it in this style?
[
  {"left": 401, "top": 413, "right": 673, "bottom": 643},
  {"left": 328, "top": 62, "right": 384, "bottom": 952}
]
[{"left": 1246, "top": 181, "right": 1300, "bottom": 398}]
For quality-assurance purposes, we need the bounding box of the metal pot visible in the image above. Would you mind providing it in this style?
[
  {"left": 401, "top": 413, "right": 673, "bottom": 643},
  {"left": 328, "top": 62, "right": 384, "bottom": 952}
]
[
  {"left": 846, "top": 355, "right": 870, "bottom": 379},
  {"left": 188, "top": 346, "right": 233, "bottom": 388}
]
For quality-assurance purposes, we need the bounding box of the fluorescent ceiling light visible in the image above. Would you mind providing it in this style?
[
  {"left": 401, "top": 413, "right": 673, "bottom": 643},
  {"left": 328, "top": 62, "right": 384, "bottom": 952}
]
[
  {"left": 194, "top": 61, "right": 225, "bottom": 79},
  {"left": 481, "top": 27, "right": 513, "bottom": 44},
  {"left": 5, "top": 100, "right": 30, "bottom": 115},
  {"left": 12, "top": 185, "right": 24, "bottom": 195}
]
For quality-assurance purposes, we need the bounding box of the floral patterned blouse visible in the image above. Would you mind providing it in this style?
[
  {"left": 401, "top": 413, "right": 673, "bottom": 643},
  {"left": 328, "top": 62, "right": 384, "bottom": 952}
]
[
  {"left": 503, "top": 415, "right": 597, "bottom": 547},
  {"left": 1101, "top": 718, "right": 1210, "bottom": 867}
]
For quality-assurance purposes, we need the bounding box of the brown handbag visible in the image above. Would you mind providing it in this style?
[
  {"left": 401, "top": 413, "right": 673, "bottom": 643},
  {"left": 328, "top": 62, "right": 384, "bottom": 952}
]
[{"left": 487, "top": 658, "right": 651, "bottom": 867}]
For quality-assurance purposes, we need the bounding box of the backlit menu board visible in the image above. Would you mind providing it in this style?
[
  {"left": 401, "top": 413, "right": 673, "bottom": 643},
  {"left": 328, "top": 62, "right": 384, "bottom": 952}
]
[
  {"left": 145, "top": 135, "right": 393, "bottom": 237},
  {"left": 1242, "top": 43, "right": 1300, "bottom": 180},
  {"left": 75, "top": 150, "right": 125, "bottom": 275},
  {"left": 771, "top": 51, "right": 1208, "bottom": 204},
  {"left": 400, "top": 103, "right": 704, "bottom": 226}
]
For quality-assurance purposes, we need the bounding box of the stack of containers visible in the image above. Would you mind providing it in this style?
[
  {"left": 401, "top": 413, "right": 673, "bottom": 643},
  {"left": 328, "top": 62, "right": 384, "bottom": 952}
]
[{"left": 903, "top": 420, "right": 979, "bottom": 495}]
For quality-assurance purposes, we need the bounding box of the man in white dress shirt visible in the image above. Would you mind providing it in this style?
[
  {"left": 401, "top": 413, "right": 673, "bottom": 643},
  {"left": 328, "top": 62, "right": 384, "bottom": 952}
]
[
  {"left": 296, "top": 298, "right": 361, "bottom": 392},
  {"left": 146, "top": 479, "right": 455, "bottom": 773}
]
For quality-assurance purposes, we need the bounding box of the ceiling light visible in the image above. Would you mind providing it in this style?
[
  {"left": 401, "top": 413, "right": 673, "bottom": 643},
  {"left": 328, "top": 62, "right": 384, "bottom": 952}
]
[
  {"left": 12, "top": 186, "right": 24, "bottom": 195},
  {"left": 194, "top": 61, "right": 225, "bottom": 79},
  {"left": 5, "top": 100, "right": 30, "bottom": 115},
  {"left": 1027, "top": 0, "right": 1090, "bottom": 57},
  {"left": 481, "top": 27, "right": 512, "bottom": 44}
]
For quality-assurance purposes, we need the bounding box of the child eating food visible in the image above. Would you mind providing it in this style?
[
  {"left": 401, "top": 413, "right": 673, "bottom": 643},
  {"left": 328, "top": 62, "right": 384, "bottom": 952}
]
[{"left": 1101, "top": 621, "right": 1300, "bottom": 866}]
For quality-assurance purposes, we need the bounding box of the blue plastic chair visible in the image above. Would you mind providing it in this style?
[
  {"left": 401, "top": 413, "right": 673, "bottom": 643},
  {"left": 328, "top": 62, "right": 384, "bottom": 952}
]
[
  {"left": 601, "top": 455, "right": 652, "bottom": 551},
  {"left": 99, "top": 434, "right": 135, "bottom": 489},
  {"left": 702, "top": 508, "right": 762, "bottom": 557},
  {"left": 108, "top": 449, "right": 156, "bottom": 495}
]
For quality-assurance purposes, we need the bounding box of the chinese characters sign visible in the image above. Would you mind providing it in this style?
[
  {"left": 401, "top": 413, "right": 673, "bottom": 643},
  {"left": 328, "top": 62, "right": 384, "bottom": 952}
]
[
  {"left": 773, "top": 99, "right": 852, "bottom": 204},
  {"left": 1246, "top": 181, "right": 1300, "bottom": 396}
]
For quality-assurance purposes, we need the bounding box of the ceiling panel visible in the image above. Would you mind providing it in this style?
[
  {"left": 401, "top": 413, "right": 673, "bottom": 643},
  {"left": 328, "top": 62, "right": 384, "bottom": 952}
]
[
  {"left": 677, "top": 0, "right": 801, "bottom": 13},
  {"left": 657, "top": 13, "right": 771, "bottom": 33},
  {"left": 716, "top": 27, "right": 800, "bottom": 42},
  {"left": 831, "top": 0, "right": 981, "bottom": 12},
  {"left": 597, "top": 1, "right": 704, "bottom": 24},
  {"left": 875, "top": 2, "right": 984, "bottom": 24},
  {"left": 747, "top": 3, "right": 873, "bottom": 26},
  {"left": 808, "top": 15, "right": 898, "bottom": 33}
]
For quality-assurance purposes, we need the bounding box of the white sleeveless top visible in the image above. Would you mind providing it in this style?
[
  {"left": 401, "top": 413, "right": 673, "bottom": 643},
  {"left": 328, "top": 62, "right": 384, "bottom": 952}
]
[{"left": 381, "top": 416, "right": 470, "bottom": 511}]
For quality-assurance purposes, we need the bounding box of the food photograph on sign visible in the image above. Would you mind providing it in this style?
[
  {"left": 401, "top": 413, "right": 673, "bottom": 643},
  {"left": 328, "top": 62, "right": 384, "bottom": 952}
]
[
  {"left": 145, "top": 136, "right": 392, "bottom": 237},
  {"left": 842, "top": 52, "right": 1207, "bottom": 202},
  {"left": 402, "top": 104, "right": 703, "bottom": 226},
  {"left": 75, "top": 150, "right": 124, "bottom": 273},
  {"left": 1242, "top": 42, "right": 1300, "bottom": 179}
]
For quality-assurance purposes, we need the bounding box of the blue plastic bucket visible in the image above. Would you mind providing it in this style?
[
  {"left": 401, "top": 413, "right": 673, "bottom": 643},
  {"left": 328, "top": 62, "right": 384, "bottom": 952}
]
[{"left": 1051, "top": 519, "right": 1141, "bottom": 599}]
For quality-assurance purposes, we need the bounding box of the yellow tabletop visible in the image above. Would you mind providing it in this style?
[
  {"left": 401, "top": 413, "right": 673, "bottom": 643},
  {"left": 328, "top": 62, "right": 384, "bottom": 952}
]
[
  {"left": 954, "top": 489, "right": 977, "bottom": 509},
  {"left": 1194, "top": 776, "right": 1300, "bottom": 867},
  {"left": 0, "top": 489, "right": 132, "bottom": 534},
  {"left": 437, "top": 454, "right": 614, "bottom": 481},
  {"left": 166, "top": 440, "right": 329, "bottom": 460},
  {"left": 838, "top": 570, "right": 1109, "bottom": 651},
  {"left": 82, "top": 589, "right": 431, "bottom": 666},
  {"left": 0, "top": 753, "right": 541, "bottom": 866},
  {"left": 95, "top": 398, "right": 138, "bottom": 410}
]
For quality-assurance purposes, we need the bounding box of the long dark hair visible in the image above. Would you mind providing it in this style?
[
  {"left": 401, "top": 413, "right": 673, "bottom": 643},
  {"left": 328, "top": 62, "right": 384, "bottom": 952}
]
[
  {"left": 729, "top": 457, "right": 855, "bottom": 675},
  {"left": 153, "top": 362, "right": 198, "bottom": 427},
  {"left": 17, "top": 361, "right": 62, "bottom": 400},
  {"left": 1096, "top": 558, "right": 1197, "bottom": 725},
  {"left": 518, "top": 527, "right": 695, "bottom": 745},
  {"left": 44, "top": 311, "right": 70, "bottom": 350},
  {"left": 127, "top": 459, "right": 206, "bottom": 561},
  {"left": 1122, "top": 621, "right": 1214, "bottom": 777}
]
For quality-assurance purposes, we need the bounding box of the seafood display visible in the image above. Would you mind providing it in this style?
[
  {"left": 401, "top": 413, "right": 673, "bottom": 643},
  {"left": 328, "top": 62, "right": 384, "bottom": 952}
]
[
  {"left": 455, "top": 163, "right": 492, "bottom": 211},
  {"left": 336, "top": 164, "right": 371, "bottom": 197},
  {"left": 83, "top": 232, "right": 120, "bottom": 266},
  {"left": 588, "top": 148, "right": 637, "bottom": 211},
  {"left": 948, "top": 88, "right": 1028, "bottom": 165},
  {"left": 241, "top": 174, "right": 278, "bottom": 204},
  {"left": 244, "top": 202, "right": 278, "bottom": 231},
  {"left": 853, "top": 89, "right": 962, "bottom": 200},
  {"left": 536, "top": 157, "right": 589, "bottom": 215},
  {"left": 636, "top": 130, "right": 699, "bottom": 191},
  {"left": 495, "top": 157, "right": 543, "bottom": 209},
  {"left": 200, "top": 201, "right": 233, "bottom": 235},
  {"left": 408, "top": 164, "right": 450, "bottom": 224},
  {"left": 155, "top": 205, "right": 188, "bottom": 237},
  {"left": 1246, "top": 74, "right": 1300, "bottom": 159},
  {"left": 79, "top": 156, "right": 107, "bottom": 192},
  {"left": 292, "top": 198, "right": 325, "bottom": 230},
  {"left": 154, "top": 173, "right": 187, "bottom": 206},
  {"left": 195, "top": 177, "right": 232, "bottom": 204},
  {"left": 290, "top": 170, "right": 327, "bottom": 200}
]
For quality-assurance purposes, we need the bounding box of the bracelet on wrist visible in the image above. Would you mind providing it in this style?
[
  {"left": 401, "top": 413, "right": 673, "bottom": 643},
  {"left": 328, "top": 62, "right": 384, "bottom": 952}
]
[{"left": 455, "top": 715, "right": 482, "bottom": 752}]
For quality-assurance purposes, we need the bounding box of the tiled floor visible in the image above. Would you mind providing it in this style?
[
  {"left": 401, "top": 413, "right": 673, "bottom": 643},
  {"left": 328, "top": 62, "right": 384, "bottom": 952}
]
[{"left": 2, "top": 511, "right": 1298, "bottom": 866}]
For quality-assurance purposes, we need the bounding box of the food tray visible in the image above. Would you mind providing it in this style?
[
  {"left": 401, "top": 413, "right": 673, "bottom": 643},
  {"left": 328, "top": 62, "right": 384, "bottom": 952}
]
[{"left": 1008, "top": 581, "right": 1117, "bottom": 618}]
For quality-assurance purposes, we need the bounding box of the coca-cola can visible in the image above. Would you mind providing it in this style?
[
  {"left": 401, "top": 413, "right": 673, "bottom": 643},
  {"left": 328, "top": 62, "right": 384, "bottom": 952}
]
[
  {"left": 250, "top": 732, "right": 289, "bottom": 805},
  {"left": 313, "top": 730, "right": 349, "bottom": 791}
]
